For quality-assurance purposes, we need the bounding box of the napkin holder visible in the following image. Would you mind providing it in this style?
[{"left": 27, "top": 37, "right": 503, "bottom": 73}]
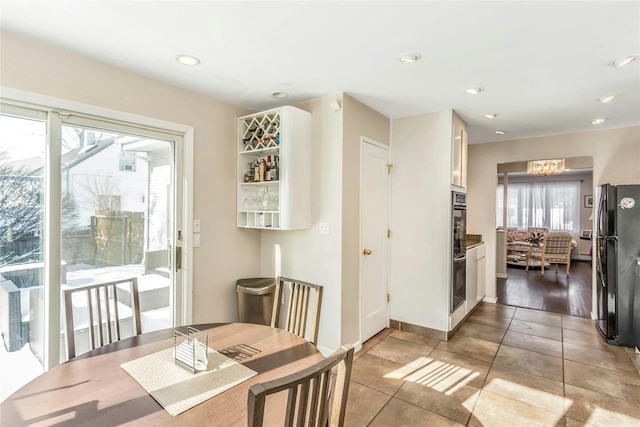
[{"left": 174, "top": 327, "right": 208, "bottom": 373}]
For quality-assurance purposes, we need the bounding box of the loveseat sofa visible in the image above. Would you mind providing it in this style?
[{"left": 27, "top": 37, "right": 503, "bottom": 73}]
[{"left": 505, "top": 227, "right": 549, "bottom": 259}]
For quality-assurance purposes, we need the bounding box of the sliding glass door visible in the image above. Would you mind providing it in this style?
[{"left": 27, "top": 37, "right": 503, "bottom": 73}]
[
  {"left": 0, "top": 110, "right": 47, "bottom": 401},
  {"left": 0, "top": 102, "right": 185, "bottom": 401}
]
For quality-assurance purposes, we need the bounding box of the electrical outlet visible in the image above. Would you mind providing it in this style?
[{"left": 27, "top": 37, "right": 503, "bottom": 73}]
[{"left": 319, "top": 222, "right": 330, "bottom": 235}]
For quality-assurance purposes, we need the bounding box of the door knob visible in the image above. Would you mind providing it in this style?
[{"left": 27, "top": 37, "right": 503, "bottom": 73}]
[{"left": 363, "top": 248, "right": 372, "bottom": 255}]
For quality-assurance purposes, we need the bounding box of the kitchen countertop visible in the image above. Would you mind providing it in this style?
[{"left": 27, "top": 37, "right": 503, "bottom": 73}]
[
  {"left": 467, "top": 234, "right": 484, "bottom": 250},
  {"left": 467, "top": 241, "right": 484, "bottom": 250}
]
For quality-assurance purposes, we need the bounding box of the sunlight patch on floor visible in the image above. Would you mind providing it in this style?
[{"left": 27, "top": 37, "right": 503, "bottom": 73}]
[
  {"left": 485, "top": 378, "right": 568, "bottom": 413},
  {"left": 382, "top": 357, "right": 429, "bottom": 380},
  {"left": 383, "top": 357, "right": 480, "bottom": 395},
  {"left": 587, "top": 406, "right": 640, "bottom": 426}
]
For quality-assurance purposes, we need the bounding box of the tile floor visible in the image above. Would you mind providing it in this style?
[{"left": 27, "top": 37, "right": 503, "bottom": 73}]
[{"left": 345, "top": 303, "right": 640, "bottom": 426}]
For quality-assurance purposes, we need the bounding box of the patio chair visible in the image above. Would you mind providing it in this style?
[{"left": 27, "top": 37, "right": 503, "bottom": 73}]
[
  {"left": 526, "top": 232, "right": 573, "bottom": 277},
  {"left": 247, "top": 345, "right": 354, "bottom": 427},
  {"left": 63, "top": 277, "right": 141, "bottom": 359},
  {"left": 271, "top": 277, "right": 323, "bottom": 346}
]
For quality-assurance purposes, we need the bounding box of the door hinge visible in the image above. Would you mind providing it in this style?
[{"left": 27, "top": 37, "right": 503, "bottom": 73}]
[
  {"left": 387, "top": 229, "right": 391, "bottom": 238},
  {"left": 387, "top": 163, "right": 393, "bottom": 174},
  {"left": 387, "top": 293, "right": 390, "bottom": 303}
]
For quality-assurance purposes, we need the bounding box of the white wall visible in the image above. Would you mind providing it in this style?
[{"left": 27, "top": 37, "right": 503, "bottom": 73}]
[
  {"left": 258, "top": 93, "right": 390, "bottom": 353},
  {"left": 389, "top": 110, "right": 453, "bottom": 332},
  {"left": 0, "top": 30, "right": 259, "bottom": 324},
  {"left": 259, "top": 94, "right": 344, "bottom": 352},
  {"left": 468, "top": 126, "right": 640, "bottom": 311}
]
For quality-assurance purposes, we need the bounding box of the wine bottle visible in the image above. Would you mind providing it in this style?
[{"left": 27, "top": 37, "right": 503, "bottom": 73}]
[{"left": 258, "top": 158, "right": 266, "bottom": 182}]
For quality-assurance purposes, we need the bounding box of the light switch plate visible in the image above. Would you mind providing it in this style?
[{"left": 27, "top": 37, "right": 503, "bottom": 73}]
[
  {"left": 193, "top": 219, "right": 201, "bottom": 233},
  {"left": 193, "top": 233, "right": 201, "bottom": 247},
  {"left": 319, "top": 222, "right": 330, "bottom": 235}
]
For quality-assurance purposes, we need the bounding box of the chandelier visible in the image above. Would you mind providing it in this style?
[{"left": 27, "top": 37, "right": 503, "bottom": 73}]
[{"left": 527, "top": 159, "right": 566, "bottom": 176}]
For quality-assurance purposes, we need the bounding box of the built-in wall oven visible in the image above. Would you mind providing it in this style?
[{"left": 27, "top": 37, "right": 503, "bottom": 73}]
[{"left": 451, "top": 191, "right": 467, "bottom": 313}]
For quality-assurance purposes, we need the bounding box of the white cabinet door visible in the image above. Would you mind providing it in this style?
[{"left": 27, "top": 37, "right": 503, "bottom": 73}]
[
  {"left": 477, "top": 254, "right": 486, "bottom": 303},
  {"left": 451, "top": 111, "right": 468, "bottom": 189},
  {"left": 477, "top": 243, "right": 486, "bottom": 303},
  {"left": 466, "top": 246, "right": 478, "bottom": 311}
]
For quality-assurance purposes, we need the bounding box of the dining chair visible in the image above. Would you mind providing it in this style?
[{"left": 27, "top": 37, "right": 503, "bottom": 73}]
[
  {"left": 247, "top": 345, "right": 354, "bottom": 427},
  {"left": 526, "top": 232, "right": 573, "bottom": 277},
  {"left": 271, "top": 277, "right": 323, "bottom": 346},
  {"left": 63, "top": 277, "right": 141, "bottom": 359}
]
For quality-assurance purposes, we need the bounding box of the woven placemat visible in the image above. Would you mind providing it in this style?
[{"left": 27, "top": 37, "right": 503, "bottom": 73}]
[{"left": 121, "top": 347, "right": 257, "bottom": 416}]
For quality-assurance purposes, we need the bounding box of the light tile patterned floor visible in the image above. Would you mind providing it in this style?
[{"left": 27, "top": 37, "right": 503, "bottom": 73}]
[{"left": 345, "top": 303, "right": 640, "bottom": 426}]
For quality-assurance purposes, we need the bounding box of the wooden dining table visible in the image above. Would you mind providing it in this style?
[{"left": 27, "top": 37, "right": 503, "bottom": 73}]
[{"left": 0, "top": 323, "right": 324, "bottom": 426}]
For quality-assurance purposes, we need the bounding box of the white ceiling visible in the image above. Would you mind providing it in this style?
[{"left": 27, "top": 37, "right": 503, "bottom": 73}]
[{"left": 1, "top": 1, "right": 638, "bottom": 144}]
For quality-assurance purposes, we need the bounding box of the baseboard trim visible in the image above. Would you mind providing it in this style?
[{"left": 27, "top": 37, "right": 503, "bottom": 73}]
[
  {"left": 496, "top": 273, "right": 508, "bottom": 279},
  {"left": 483, "top": 296, "right": 498, "bottom": 304},
  {"left": 389, "top": 319, "right": 447, "bottom": 341}
]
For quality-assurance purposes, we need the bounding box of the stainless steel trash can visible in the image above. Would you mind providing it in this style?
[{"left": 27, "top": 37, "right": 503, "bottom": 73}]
[{"left": 236, "top": 278, "right": 277, "bottom": 325}]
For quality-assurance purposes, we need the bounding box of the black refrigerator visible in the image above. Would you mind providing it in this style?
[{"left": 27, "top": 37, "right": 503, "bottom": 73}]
[{"left": 595, "top": 183, "right": 640, "bottom": 347}]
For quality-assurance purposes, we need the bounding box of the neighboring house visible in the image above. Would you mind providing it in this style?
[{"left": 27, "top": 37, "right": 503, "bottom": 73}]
[
  {"left": 6, "top": 133, "right": 172, "bottom": 258},
  {"left": 60, "top": 136, "right": 147, "bottom": 228},
  {"left": 10, "top": 136, "right": 147, "bottom": 229}
]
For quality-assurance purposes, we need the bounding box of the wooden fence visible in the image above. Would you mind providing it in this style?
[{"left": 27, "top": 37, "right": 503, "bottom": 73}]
[{"left": 92, "top": 211, "right": 144, "bottom": 266}]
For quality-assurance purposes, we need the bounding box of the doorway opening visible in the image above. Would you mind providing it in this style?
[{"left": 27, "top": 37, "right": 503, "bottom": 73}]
[{"left": 495, "top": 157, "right": 593, "bottom": 317}]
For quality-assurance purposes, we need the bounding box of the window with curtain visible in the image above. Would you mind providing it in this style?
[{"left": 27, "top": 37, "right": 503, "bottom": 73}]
[{"left": 496, "top": 180, "right": 581, "bottom": 236}]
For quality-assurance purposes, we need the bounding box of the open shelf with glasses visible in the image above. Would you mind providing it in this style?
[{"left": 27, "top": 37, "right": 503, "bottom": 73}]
[{"left": 236, "top": 106, "right": 311, "bottom": 230}]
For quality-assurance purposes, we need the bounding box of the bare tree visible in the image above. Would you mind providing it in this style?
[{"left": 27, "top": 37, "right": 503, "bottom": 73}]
[{"left": 0, "top": 150, "right": 78, "bottom": 265}]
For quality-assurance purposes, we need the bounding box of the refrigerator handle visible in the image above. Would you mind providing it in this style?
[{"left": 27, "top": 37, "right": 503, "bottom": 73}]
[{"left": 596, "top": 236, "right": 606, "bottom": 286}]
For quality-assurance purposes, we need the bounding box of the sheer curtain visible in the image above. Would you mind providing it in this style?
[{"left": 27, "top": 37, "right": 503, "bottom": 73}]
[{"left": 496, "top": 181, "right": 581, "bottom": 236}]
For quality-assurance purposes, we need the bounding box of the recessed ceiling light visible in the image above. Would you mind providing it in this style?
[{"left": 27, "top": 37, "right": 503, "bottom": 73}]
[
  {"left": 465, "top": 87, "right": 483, "bottom": 95},
  {"left": 482, "top": 113, "right": 498, "bottom": 119},
  {"left": 591, "top": 118, "right": 606, "bottom": 125},
  {"left": 496, "top": 130, "right": 507, "bottom": 135},
  {"left": 398, "top": 53, "right": 421, "bottom": 63},
  {"left": 272, "top": 92, "right": 288, "bottom": 99},
  {"left": 597, "top": 95, "right": 618, "bottom": 103},
  {"left": 612, "top": 55, "right": 637, "bottom": 68},
  {"left": 176, "top": 54, "right": 200, "bottom": 66}
]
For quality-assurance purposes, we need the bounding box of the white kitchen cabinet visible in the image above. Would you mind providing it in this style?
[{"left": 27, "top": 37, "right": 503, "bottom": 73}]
[
  {"left": 466, "top": 246, "right": 479, "bottom": 311},
  {"left": 466, "top": 242, "right": 486, "bottom": 312},
  {"left": 391, "top": 109, "right": 471, "bottom": 334},
  {"left": 476, "top": 243, "right": 486, "bottom": 303},
  {"left": 451, "top": 112, "right": 468, "bottom": 189},
  {"left": 236, "top": 106, "right": 311, "bottom": 230}
]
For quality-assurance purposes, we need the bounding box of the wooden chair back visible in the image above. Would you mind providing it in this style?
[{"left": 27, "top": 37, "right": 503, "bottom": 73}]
[
  {"left": 63, "top": 277, "right": 141, "bottom": 359},
  {"left": 248, "top": 345, "right": 354, "bottom": 427},
  {"left": 541, "top": 232, "right": 573, "bottom": 276},
  {"left": 272, "top": 277, "right": 323, "bottom": 346}
]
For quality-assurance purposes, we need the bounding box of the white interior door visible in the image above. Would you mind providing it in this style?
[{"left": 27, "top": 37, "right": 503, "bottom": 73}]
[{"left": 360, "top": 139, "right": 389, "bottom": 343}]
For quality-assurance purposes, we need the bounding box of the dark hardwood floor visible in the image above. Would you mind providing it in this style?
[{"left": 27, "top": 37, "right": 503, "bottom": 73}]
[{"left": 497, "top": 259, "right": 592, "bottom": 318}]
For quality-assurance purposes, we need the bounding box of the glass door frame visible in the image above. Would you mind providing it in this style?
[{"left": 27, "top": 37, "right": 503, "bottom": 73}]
[{"left": 1, "top": 90, "right": 194, "bottom": 369}]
